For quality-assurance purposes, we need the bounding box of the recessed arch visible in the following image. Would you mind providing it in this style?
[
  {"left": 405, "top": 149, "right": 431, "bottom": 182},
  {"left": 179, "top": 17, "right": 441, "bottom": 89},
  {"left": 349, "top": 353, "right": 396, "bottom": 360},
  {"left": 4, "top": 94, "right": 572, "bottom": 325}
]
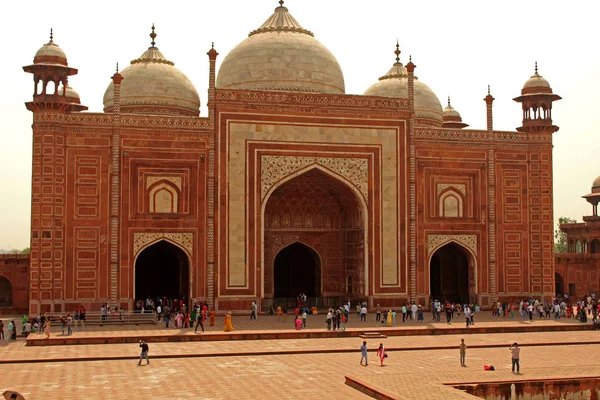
[
  {"left": 439, "top": 188, "right": 464, "bottom": 218},
  {"left": 555, "top": 272, "right": 565, "bottom": 296},
  {"left": 133, "top": 239, "right": 192, "bottom": 303},
  {"left": 590, "top": 239, "right": 600, "bottom": 254},
  {"left": 0, "top": 275, "right": 12, "bottom": 308},
  {"left": 148, "top": 182, "right": 179, "bottom": 214},
  {"left": 262, "top": 165, "right": 369, "bottom": 299},
  {"left": 428, "top": 240, "right": 477, "bottom": 304},
  {"left": 274, "top": 242, "right": 321, "bottom": 298}
]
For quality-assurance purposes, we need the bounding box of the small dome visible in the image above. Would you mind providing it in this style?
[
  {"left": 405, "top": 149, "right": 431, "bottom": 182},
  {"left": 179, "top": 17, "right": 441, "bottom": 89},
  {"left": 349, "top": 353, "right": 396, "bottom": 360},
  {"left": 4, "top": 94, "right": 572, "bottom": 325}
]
[
  {"left": 522, "top": 62, "right": 552, "bottom": 93},
  {"left": 364, "top": 45, "right": 442, "bottom": 124},
  {"left": 216, "top": 1, "right": 345, "bottom": 94},
  {"left": 443, "top": 97, "right": 461, "bottom": 119},
  {"left": 59, "top": 84, "right": 81, "bottom": 103},
  {"left": 34, "top": 29, "right": 68, "bottom": 66},
  {"left": 592, "top": 175, "right": 600, "bottom": 193},
  {"left": 103, "top": 26, "right": 200, "bottom": 116}
]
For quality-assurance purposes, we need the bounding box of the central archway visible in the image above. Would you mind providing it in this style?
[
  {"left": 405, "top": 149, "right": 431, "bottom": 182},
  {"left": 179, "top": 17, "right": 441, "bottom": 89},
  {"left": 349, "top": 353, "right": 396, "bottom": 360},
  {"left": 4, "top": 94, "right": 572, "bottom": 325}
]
[
  {"left": 430, "top": 243, "right": 470, "bottom": 304},
  {"left": 135, "top": 240, "right": 189, "bottom": 302},
  {"left": 264, "top": 168, "right": 366, "bottom": 299},
  {"left": 274, "top": 242, "right": 321, "bottom": 298}
]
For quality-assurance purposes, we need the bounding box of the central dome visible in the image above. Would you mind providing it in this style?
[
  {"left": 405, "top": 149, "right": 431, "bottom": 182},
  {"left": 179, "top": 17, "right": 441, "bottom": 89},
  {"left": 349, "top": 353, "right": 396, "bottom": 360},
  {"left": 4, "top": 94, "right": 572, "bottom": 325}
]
[{"left": 216, "top": 1, "right": 345, "bottom": 94}]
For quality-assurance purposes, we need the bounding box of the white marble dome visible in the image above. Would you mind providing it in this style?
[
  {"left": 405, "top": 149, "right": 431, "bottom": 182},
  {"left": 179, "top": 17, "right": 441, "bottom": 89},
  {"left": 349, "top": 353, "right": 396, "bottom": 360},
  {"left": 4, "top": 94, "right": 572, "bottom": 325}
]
[
  {"left": 103, "top": 27, "right": 200, "bottom": 116},
  {"left": 216, "top": 2, "right": 345, "bottom": 94},
  {"left": 364, "top": 51, "right": 443, "bottom": 124}
]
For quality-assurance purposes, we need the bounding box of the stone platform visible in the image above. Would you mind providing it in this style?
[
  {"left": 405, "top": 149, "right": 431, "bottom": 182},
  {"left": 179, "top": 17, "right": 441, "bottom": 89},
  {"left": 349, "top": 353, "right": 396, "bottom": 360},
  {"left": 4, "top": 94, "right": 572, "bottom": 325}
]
[{"left": 25, "top": 315, "right": 595, "bottom": 346}]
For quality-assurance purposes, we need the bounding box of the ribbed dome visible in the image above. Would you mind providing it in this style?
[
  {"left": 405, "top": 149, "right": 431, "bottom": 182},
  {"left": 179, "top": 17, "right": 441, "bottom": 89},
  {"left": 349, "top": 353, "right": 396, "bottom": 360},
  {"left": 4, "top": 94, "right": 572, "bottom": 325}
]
[
  {"left": 59, "top": 85, "right": 81, "bottom": 103},
  {"left": 216, "top": 1, "right": 345, "bottom": 94},
  {"left": 34, "top": 29, "right": 68, "bottom": 66},
  {"left": 364, "top": 45, "right": 442, "bottom": 124},
  {"left": 103, "top": 26, "right": 200, "bottom": 116}
]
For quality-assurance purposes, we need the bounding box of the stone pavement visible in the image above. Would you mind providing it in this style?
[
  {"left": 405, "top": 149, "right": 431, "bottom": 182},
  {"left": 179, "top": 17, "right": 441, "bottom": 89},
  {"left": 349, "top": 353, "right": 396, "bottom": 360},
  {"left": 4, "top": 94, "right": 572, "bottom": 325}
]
[{"left": 2, "top": 342, "right": 600, "bottom": 399}]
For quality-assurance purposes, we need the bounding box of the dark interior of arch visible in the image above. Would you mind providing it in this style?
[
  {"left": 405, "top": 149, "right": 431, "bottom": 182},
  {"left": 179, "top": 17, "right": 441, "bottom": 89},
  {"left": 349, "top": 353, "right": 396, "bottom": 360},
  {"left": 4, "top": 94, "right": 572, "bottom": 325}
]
[
  {"left": 274, "top": 242, "right": 321, "bottom": 298},
  {"left": 430, "top": 243, "right": 469, "bottom": 304},
  {"left": 0, "top": 276, "right": 12, "bottom": 307},
  {"left": 135, "top": 240, "right": 189, "bottom": 301}
]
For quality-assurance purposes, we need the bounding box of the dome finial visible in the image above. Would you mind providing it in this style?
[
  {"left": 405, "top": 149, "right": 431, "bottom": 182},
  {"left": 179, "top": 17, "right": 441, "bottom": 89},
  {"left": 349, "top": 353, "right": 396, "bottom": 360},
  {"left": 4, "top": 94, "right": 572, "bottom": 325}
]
[
  {"left": 448, "top": 96, "right": 451, "bottom": 107},
  {"left": 534, "top": 61, "right": 538, "bottom": 75},
  {"left": 488, "top": 84, "right": 491, "bottom": 95},
  {"left": 49, "top": 28, "right": 54, "bottom": 43},
  {"left": 279, "top": 0, "right": 284, "bottom": 6},
  {"left": 150, "top": 24, "right": 157, "bottom": 48},
  {"left": 394, "top": 40, "right": 401, "bottom": 63},
  {"left": 116, "top": 62, "right": 119, "bottom": 73}
]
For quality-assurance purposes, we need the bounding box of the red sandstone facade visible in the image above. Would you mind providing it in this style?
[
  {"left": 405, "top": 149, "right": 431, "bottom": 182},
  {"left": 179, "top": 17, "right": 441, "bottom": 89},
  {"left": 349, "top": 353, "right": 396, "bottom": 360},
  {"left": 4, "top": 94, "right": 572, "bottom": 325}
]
[
  {"left": 0, "top": 254, "right": 29, "bottom": 314},
  {"left": 19, "top": 4, "right": 563, "bottom": 316}
]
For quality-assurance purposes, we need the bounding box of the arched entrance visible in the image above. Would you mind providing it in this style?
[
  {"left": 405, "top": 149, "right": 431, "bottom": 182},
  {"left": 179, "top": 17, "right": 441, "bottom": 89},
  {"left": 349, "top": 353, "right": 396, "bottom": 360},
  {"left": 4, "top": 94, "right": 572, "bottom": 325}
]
[
  {"left": 135, "top": 240, "right": 189, "bottom": 301},
  {"left": 555, "top": 272, "right": 565, "bottom": 296},
  {"left": 274, "top": 242, "right": 321, "bottom": 298},
  {"left": 264, "top": 168, "right": 366, "bottom": 298},
  {"left": 430, "top": 243, "right": 471, "bottom": 304},
  {"left": 0, "top": 276, "right": 12, "bottom": 307},
  {"left": 591, "top": 239, "right": 600, "bottom": 254}
]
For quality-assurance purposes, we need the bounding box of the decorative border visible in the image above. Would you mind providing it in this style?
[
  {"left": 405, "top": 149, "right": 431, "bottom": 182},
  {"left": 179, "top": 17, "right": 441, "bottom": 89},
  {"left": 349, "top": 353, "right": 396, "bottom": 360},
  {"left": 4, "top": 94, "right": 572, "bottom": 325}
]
[
  {"left": 260, "top": 155, "right": 368, "bottom": 202},
  {"left": 428, "top": 234, "right": 478, "bottom": 257},
  {"left": 437, "top": 183, "right": 466, "bottom": 196},
  {"left": 146, "top": 176, "right": 182, "bottom": 191},
  {"left": 133, "top": 232, "right": 194, "bottom": 257}
]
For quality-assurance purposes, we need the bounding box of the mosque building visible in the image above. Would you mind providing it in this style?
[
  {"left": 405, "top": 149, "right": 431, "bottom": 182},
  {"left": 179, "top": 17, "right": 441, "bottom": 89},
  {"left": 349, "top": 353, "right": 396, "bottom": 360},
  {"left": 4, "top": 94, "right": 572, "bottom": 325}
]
[{"left": 20, "top": 1, "right": 562, "bottom": 315}]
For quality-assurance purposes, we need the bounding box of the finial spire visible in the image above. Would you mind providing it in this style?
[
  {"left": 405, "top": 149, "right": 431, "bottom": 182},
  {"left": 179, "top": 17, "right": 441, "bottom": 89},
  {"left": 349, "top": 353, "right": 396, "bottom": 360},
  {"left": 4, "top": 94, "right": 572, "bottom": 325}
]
[
  {"left": 448, "top": 96, "right": 451, "bottom": 107},
  {"left": 394, "top": 40, "right": 401, "bottom": 63},
  {"left": 409, "top": 55, "right": 412, "bottom": 62},
  {"left": 150, "top": 24, "right": 157, "bottom": 48},
  {"left": 116, "top": 62, "right": 119, "bottom": 73},
  {"left": 488, "top": 84, "right": 491, "bottom": 95},
  {"left": 279, "top": 0, "right": 284, "bottom": 6},
  {"left": 535, "top": 61, "right": 538, "bottom": 74},
  {"left": 49, "top": 28, "right": 53, "bottom": 43},
  {"left": 211, "top": 42, "right": 214, "bottom": 49}
]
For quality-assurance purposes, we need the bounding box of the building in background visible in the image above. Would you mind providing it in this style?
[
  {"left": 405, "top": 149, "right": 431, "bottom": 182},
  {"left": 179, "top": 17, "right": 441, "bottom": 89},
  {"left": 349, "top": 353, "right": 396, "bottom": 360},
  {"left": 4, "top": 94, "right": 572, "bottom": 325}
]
[
  {"left": 555, "top": 177, "right": 600, "bottom": 298},
  {"left": 19, "top": 2, "right": 563, "bottom": 315}
]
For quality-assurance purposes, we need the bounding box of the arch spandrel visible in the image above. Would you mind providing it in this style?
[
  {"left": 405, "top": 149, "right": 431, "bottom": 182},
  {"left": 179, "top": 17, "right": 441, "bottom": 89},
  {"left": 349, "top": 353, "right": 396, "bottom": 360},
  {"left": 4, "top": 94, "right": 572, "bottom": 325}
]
[
  {"left": 427, "top": 234, "right": 477, "bottom": 258},
  {"left": 133, "top": 232, "right": 193, "bottom": 258}
]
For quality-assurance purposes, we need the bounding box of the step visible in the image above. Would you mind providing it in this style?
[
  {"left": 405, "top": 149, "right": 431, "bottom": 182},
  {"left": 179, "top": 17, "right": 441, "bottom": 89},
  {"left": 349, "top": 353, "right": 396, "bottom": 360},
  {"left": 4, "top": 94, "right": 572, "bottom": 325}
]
[{"left": 359, "top": 331, "right": 387, "bottom": 339}]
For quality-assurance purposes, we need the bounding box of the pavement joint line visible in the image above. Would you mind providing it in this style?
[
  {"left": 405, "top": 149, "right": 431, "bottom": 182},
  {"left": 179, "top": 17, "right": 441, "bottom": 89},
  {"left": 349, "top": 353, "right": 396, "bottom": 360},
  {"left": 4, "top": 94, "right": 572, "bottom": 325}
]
[{"left": 2, "top": 340, "right": 600, "bottom": 365}]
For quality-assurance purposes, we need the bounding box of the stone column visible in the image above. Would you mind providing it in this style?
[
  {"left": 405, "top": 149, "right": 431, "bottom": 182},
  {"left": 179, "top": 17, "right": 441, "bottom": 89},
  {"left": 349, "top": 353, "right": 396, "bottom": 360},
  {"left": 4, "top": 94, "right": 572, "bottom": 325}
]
[
  {"left": 207, "top": 44, "right": 218, "bottom": 308},
  {"left": 109, "top": 67, "right": 124, "bottom": 307},
  {"left": 406, "top": 57, "right": 417, "bottom": 302},
  {"left": 484, "top": 86, "right": 497, "bottom": 304}
]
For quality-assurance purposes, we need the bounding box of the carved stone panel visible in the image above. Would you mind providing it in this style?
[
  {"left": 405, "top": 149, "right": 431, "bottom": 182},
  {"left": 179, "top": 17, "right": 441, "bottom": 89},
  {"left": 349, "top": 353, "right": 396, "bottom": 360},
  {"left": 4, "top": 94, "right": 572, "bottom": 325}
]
[
  {"left": 427, "top": 234, "right": 477, "bottom": 257},
  {"left": 133, "top": 232, "right": 193, "bottom": 257}
]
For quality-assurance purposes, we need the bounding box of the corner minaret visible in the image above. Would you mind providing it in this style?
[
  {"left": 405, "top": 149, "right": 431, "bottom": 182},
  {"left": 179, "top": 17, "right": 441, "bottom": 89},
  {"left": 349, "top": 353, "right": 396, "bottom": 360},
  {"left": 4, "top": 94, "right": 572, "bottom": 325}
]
[
  {"left": 23, "top": 29, "right": 87, "bottom": 112},
  {"left": 513, "top": 62, "right": 561, "bottom": 134}
]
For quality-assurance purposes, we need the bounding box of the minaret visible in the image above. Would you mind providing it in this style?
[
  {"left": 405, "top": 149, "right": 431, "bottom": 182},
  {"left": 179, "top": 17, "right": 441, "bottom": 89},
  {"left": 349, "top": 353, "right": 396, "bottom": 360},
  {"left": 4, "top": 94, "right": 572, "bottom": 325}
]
[
  {"left": 206, "top": 42, "right": 219, "bottom": 308},
  {"left": 406, "top": 53, "right": 417, "bottom": 303},
  {"left": 485, "top": 85, "right": 497, "bottom": 304},
  {"left": 513, "top": 62, "right": 561, "bottom": 134},
  {"left": 484, "top": 85, "right": 494, "bottom": 134},
  {"left": 109, "top": 62, "right": 124, "bottom": 308}
]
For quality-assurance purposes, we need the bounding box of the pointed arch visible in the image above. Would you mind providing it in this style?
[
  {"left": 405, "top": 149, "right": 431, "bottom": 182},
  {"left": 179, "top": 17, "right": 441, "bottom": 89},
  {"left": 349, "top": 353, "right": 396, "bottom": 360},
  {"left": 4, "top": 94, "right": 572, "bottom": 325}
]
[{"left": 261, "top": 164, "right": 369, "bottom": 298}]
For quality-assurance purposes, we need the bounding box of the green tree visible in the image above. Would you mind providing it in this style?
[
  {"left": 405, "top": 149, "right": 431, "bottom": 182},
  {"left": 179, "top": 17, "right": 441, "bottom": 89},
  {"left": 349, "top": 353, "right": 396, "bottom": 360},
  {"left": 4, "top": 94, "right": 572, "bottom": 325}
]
[
  {"left": 554, "top": 216, "right": 577, "bottom": 254},
  {"left": 20, "top": 247, "right": 30, "bottom": 254}
]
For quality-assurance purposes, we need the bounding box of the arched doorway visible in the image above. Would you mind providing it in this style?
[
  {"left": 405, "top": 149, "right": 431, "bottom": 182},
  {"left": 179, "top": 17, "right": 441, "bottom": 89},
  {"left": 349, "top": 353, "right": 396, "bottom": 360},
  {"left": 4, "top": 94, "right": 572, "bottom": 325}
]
[
  {"left": 430, "top": 243, "right": 470, "bottom": 304},
  {"left": 135, "top": 240, "right": 189, "bottom": 302},
  {"left": 264, "top": 168, "right": 365, "bottom": 298},
  {"left": 555, "top": 272, "right": 565, "bottom": 296},
  {"left": 0, "top": 276, "right": 12, "bottom": 307},
  {"left": 591, "top": 239, "right": 600, "bottom": 254},
  {"left": 274, "top": 242, "right": 321, "bottom": 298}
]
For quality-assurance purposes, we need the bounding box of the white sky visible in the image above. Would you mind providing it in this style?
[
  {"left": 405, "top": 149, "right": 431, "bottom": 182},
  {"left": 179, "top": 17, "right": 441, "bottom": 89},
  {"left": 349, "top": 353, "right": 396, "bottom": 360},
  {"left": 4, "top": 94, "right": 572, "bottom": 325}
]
[{"left": 0, "top": 0, "right": 599, "bottom": 250}]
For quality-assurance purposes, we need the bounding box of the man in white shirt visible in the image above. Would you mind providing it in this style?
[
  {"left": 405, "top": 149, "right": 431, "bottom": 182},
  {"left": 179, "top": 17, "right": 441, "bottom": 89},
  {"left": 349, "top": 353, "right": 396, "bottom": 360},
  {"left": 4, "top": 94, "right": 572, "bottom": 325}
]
[
  {"left": 509, "top": 342, "right": 520, "bottom": 374},
  {"left": 360, "top": 306, "right": 367, "bottom": 323}
]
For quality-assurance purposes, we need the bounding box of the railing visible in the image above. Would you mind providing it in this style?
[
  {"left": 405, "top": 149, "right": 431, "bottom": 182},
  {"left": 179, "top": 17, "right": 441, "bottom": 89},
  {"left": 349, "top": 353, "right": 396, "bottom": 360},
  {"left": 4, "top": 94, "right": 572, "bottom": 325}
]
[
  {"left": 34, "top": 311, "right": 157, "bottom": 326},
  {"left": 262, "top": 296, "right": 352, "bottom": 310}
]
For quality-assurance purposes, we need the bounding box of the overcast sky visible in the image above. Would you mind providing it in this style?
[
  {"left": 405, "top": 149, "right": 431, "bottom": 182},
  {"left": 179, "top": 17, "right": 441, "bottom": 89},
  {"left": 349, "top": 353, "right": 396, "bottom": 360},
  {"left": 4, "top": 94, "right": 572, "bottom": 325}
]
[{"left": 0, "top": 0, "right": 598, "bottom": 250}]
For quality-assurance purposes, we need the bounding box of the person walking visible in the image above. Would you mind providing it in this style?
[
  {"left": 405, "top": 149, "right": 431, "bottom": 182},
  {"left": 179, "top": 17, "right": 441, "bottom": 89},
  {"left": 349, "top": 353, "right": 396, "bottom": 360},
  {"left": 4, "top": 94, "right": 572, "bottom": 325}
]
[
  {"left": 509, "top": 342, "right": 520, "bottom": 374},
  {"left": 360, "top": 341, "right": 369, "bottom": 366},
  {"left": 44, "top": 319, "right": 51, "bottom": 338},
  {"left": 7, "top": 321, "right": 15, "bottom": 341},
  {"left": 194, "top": 309, "right": 205, "bottom": 333},
  {"left": 250, "top": 301, "right": 257, "bottom": 320},
  {"left": 460, "top": 339, "right": 467, "bottom": 367},
  {"left": 0, "top": 319, "right": 4, "bottom": 341},
  {"left": 138, "top": 340, "right": 150, "bottom": 366},
  {"left": 375, "top": 304, "right": 381, "bottom": 322},
  {"left": 302, "top": 309, "right": 307, "bottom": 328},
  {"left": 377, "top": 343, "right": 387, "bottom": 366},
  {"left": 276, "top": 305, "right": 282, "bottom": 322},
  {"left": 66, "top": 314, "right": 73, "bottom": 336},
  {"left": 360, "top": 305, "right": 367, "bottom": 323}
]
